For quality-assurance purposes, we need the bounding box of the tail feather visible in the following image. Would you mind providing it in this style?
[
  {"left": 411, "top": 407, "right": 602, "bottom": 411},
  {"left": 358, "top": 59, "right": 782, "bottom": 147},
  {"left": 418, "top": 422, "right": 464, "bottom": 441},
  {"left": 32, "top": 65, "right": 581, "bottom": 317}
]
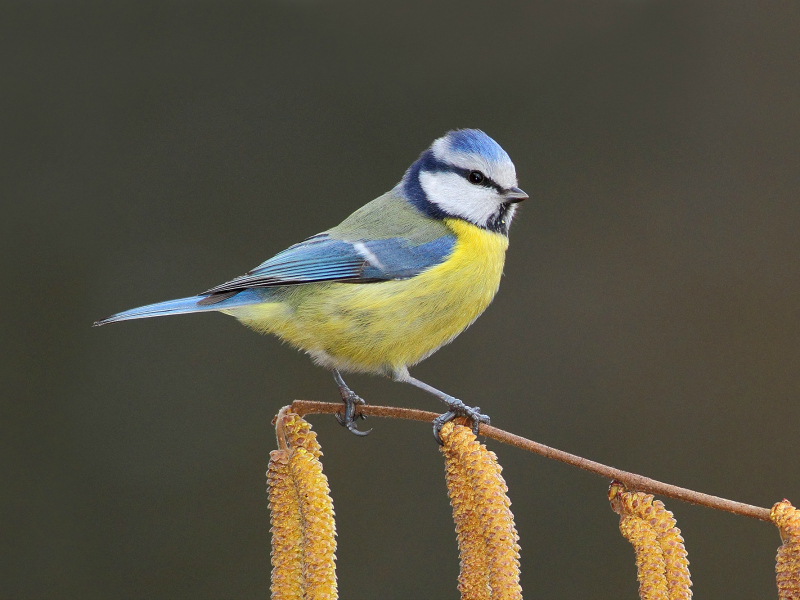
[{"left": 93, "top": 290, "right": 265, "bottom": 326}]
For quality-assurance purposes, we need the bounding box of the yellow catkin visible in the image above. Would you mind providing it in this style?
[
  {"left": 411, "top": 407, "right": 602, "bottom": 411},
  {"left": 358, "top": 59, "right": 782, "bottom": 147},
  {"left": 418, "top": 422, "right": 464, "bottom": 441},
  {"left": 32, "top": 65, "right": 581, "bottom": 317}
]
[
  {"left": 267, "top": 411, "right": 337, "bottom": 600},
  {"left": 282, "top": 412, "right": 324, "bottom": 458},
  {"left": 771, "top": 499, "right": 800, "bottom": 600},
  {"left": 440, "top": 422, "right": 522, "bottom": 600},
  {"left": 267, "top": 449, "right": 304, "bottom": 600},
  {"left": 618, "top": 514, "right": 670, "bottom": 600},
  {"left": 609, "top": 482, "right": 692, "bottom": 600},
  {"left": 290, "top": 447, "right": 337, "bottom": 600},
  {"left": 441, "top": 423, "right": 491, "bottom": 600}
]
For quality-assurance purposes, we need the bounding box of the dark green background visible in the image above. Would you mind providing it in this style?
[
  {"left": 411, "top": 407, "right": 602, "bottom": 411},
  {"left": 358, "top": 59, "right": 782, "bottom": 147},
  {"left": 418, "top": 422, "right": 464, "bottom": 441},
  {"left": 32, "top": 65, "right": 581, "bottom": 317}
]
[{"left": 4, "top": 1, "right": 799, "bottom": 598}]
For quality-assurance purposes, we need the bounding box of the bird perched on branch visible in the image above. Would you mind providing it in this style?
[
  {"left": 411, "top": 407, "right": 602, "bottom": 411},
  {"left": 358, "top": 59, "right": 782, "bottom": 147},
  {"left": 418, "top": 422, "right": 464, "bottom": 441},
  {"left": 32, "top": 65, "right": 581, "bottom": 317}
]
[{"left": 95, "top": 129, "right": 527, "bottom": 442}]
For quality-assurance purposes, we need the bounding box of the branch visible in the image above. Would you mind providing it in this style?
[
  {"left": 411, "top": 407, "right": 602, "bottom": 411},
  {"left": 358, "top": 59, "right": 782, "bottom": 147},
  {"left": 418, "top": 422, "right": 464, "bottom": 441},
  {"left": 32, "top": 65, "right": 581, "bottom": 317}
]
[{"left": 289, "top": 400, "right": 772, "bottom": 522}]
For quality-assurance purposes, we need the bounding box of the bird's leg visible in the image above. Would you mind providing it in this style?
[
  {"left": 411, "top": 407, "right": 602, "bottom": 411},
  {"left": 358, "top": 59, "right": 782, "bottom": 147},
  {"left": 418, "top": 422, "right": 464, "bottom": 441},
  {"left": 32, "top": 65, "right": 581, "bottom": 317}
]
[
  {"left": 394, "top": 369, "right": 490, "bottom": 444},
  {"left": 331, "top": 369, "right": 371, "bottom": 437}
]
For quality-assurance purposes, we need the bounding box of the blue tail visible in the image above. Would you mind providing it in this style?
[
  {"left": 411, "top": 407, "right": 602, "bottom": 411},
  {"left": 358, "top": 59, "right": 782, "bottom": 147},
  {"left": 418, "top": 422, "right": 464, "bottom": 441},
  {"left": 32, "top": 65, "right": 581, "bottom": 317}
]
[{"left": 93, "top": 289, "right": 267, "bottom": 326}]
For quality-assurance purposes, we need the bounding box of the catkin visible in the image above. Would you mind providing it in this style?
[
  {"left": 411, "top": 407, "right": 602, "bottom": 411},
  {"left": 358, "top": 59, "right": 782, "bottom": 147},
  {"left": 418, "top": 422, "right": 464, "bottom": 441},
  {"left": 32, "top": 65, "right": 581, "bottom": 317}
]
[
  {"left": 609, "top": 482, "right": 691, "bottom": 600},
  {"left": 771, "top": 499, "right": 800, "bottom": 600},
  {"left": 440, "top": 422, "right": 522, "bottom": 600},
  {"left": 268, "top": 449, "right": 304, "bottom": 600},
  {"left": 268, "top": 411, "right": 337, "bottom": 600},
  {"left": 282, "top": 412, "right": 324, "bottom": 458},
  {"left": 618, "top": 514, "right": 670, "bottom": 600},
  {"left": 442, "top": 424, "right": 491, "bottom": 600}
]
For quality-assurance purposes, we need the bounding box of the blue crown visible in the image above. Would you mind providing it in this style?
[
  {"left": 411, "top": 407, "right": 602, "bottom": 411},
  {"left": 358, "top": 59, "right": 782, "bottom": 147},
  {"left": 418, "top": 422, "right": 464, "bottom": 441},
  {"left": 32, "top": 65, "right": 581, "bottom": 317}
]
[{"left": 444, "top": 129, "right": 510, "bottom": 163}]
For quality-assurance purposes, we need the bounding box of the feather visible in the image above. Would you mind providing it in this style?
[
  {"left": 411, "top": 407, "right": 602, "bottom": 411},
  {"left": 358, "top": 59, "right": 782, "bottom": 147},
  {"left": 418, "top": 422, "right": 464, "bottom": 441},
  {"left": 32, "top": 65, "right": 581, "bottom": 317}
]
[
  {"left": 93, "top": 289, "right": 269, "bottom": 326},
  {"left": 203, "top": 232, "right": 455, "bottom": 294}
]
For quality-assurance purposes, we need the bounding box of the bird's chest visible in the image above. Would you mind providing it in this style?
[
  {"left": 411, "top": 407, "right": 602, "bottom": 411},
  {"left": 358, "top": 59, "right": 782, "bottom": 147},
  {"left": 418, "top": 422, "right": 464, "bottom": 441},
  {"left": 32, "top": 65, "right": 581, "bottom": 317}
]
[
  {"left": 330, "top": 219, "right": 508, "bottom": 349},
  {"left": 272, "top": 219, "right": 509, "bottom": 371},
  {"left": 411, "top": 218, "right": 509, "bottom": 313}
]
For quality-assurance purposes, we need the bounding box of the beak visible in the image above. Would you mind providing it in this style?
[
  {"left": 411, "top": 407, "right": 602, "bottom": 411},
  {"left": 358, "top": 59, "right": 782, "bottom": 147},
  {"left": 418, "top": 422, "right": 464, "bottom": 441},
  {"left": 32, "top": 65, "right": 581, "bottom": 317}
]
[{"left": 503, "top": 186, "right": 529, "bottom": 203}]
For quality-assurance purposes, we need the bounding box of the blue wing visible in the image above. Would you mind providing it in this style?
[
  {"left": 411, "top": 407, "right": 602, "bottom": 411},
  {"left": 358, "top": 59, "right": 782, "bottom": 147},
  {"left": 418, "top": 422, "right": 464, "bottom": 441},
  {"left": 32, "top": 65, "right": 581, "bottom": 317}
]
[
  {"left": 94, "top": 232, "right": 456, "bottom": 324},
  {"left": 202, "top": 233, "right": 456, "bottom": 295}
]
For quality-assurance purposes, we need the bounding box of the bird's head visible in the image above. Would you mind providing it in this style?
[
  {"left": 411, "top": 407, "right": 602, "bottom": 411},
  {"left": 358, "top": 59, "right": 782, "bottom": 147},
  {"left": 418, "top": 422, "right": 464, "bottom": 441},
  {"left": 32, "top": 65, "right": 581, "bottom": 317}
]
[{"left": 401, "top": 129, "right": 527, "bottom": 234}]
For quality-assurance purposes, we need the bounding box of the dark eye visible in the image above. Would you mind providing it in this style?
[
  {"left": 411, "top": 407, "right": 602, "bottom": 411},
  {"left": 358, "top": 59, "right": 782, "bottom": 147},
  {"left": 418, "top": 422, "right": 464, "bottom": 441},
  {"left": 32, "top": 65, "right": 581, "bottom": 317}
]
[{"left": 468, "top": 170, "right": 485, "bottom": 185}]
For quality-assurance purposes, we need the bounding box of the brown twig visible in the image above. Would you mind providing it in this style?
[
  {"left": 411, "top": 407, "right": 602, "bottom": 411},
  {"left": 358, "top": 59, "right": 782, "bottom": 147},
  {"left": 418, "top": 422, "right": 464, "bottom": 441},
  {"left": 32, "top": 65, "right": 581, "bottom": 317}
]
[{"left": 289, "top": 400, "right": 772, "bottom": 522}]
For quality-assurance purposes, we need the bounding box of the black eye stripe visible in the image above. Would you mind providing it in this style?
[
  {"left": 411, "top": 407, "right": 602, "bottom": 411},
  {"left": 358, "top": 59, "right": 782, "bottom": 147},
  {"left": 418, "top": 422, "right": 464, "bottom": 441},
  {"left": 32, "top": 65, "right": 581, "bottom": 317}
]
[
  {"left": 450, "top": 165, "right": 503, "bottom": 192},
  {"left": 412, "top": 151, "right": 506, "bottom": 193}
]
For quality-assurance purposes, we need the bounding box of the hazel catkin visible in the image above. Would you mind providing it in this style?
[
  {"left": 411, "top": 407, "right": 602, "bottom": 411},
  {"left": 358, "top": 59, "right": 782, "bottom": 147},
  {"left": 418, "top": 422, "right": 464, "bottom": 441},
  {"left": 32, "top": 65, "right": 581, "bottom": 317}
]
[
  {"left": 609, "top": 481, "right": 691, "bottom": 600},
  {"left": 440, "top": 422, "right": 521, "bottom": 600}
]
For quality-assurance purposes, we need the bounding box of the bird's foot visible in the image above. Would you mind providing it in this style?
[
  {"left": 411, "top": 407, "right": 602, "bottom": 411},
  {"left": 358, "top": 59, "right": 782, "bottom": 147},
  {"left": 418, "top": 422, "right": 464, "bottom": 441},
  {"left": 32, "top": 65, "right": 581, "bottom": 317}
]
[
  {"left": 334, "top": 388, "right": 372, "bottom": 437},
  {"left": 432, "top": 398, "right": 490, "bottom": 445}
]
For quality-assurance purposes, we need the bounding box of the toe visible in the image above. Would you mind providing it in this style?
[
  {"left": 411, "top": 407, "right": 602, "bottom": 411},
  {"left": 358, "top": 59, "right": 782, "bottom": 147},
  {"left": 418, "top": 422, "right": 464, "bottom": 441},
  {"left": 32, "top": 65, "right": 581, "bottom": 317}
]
[
  {"left": 347, "top": 422, "right": 372, "bottom": 436},
  {"left": 432, "top": 411, "right": 456, "bottom": 445}
]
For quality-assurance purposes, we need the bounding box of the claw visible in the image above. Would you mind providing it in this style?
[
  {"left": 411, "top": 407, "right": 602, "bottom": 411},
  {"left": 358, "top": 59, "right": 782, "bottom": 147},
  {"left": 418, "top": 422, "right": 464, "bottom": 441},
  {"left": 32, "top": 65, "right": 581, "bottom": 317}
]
[
  {"left": 335, "top": 410, "right": 372, "bottom": 436},
  {"left": 432, "top": 399, "right": 490, "bottom": 444},
  {"left": 432, "top": 411, "right": 457, "bottom": 445},
  {"left": 335, "top": 388, "right": 372, "bottom": 437},
  {"left": 331, "top": 369, "right": 371, "bottom": 437}
]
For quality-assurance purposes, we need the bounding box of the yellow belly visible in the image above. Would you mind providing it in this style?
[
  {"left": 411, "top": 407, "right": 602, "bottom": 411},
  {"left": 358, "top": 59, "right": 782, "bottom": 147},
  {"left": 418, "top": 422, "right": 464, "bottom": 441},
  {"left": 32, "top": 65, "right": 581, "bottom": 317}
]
[{"left": 230, "top": 219, "right": 509, "bottom": 374}]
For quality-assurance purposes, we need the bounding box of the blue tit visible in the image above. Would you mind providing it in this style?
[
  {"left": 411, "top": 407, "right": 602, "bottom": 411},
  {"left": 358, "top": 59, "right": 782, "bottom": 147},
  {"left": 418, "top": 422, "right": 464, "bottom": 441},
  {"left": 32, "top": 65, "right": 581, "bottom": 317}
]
[{"left": 95, "top": 129, "right": 528, "bottom": 441}]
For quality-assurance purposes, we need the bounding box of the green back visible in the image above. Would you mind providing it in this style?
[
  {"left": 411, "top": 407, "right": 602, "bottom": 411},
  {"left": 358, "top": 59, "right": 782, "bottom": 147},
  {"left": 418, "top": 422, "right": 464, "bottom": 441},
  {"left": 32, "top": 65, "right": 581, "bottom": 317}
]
[{"left": 327, "top": 186, "right": 450, "bottom": 245}]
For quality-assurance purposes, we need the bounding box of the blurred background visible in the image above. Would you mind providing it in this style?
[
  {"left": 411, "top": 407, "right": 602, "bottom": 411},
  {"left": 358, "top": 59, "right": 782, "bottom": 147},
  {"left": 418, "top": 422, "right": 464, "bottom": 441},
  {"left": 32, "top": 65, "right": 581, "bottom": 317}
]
[{"left": 3, "top": 1, "right": 800, "bottom": 598}]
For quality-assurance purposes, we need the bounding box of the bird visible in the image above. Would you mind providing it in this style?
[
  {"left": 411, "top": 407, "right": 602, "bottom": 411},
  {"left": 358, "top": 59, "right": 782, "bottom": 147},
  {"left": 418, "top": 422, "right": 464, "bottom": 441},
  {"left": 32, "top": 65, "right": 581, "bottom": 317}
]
[{"left": 95, "top": 129, "right": 528, "bottom": 442}]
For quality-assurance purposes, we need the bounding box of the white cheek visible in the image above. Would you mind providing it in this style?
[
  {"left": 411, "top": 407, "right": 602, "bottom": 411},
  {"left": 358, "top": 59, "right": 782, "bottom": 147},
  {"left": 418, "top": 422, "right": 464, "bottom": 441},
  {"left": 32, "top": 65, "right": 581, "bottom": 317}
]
[{"left": 419, "top": 171, "right": 501, "bottom": 226}]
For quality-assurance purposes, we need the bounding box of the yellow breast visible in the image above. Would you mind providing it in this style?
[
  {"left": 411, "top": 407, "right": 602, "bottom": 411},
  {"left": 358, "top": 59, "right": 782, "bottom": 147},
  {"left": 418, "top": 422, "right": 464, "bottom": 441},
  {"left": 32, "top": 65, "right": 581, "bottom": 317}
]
[{"left": 233, "top": 219, "right": 509, "bottom": 374}]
